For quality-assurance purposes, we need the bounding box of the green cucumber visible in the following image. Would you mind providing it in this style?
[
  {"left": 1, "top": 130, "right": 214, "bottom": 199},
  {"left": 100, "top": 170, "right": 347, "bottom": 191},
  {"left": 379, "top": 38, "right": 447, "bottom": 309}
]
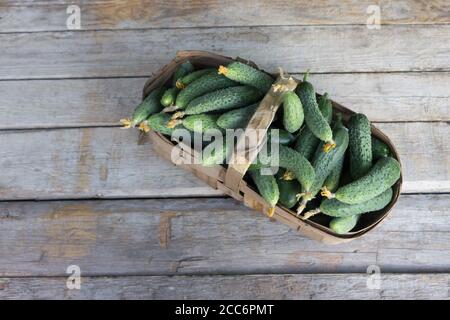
[
  {"left": 282, "top": 91, "right": 304, "bottom": 133},
  {"left": 320, "top": 188, "right": 393, "bottom": 218},
  {"left": 185, "top": 86, "right": 262, "bottom": 115},
  {"left": 175, "top": 68, "right": 215, "bottom": 89},
  {"left": 296, "top": 80, "right": 333, "bottom": 145},
  {"left": 202, "top": 139, "right": 230, "bottom": 166},
  {"left": 331, "top": 157, "right": 400, "bottom": 204},
  {"left": 323, "top": 155, "right": 344, "bottom": 193},
  {"left": 121, "top": 87, "right": 165, "bottom": 128},
  {"left": 146, "top": 113, "right": 182, "bottom": 135},
  {"left": 277, "top": 145, "right": 315, "bottom": 192},
  {"left": 329, "top": 215, "right": 360, "bottom": 234},
  {"left": 218, "top": 61, "right": 274, "bottom": 93},
  {"left": 276, "top": 170, "right": 301, "bottom": 209},
  {"left": 175, "top": 73, "right": 237, "bottom": 110},
  {"left": 161, "top": 87, "right": 179, "bottom": 107},
  {"left": 348, "top": 113, "right": 373, "bottom": 180},
  {"left": 217, "top": 103, "right": 258, "bottom": 129},
  {"left": 181, "top": 114, "right": 222, "bottom": 133},
  {"left": 372, "top": 137, "right": 391, "bottom": 159},
  {"left": 172, "top": 61, "right": 195, "bottom": 86},
  {"left": 293, "top": 93, "right": 333, "bottom": 160},
  {"left": 249, "top": 170, "right": 280, "bottom": 209},
  {"left": 268, "top": 129, "right": 295, "bottom": 145}
]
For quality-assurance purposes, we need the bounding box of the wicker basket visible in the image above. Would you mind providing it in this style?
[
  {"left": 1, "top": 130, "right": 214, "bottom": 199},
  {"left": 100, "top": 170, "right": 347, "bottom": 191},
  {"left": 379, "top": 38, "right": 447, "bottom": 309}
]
[{"left": 143, "top": 51, "right": 402, "bottom": 244}]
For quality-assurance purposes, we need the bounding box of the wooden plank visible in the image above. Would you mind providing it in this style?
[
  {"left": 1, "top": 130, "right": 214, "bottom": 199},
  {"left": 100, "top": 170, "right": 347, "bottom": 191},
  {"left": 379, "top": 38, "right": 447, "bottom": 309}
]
[
  {"left": 0, "top": 195, "right": 448, "bottom": 276},
  {"left": 1, "top": 73, "right": 448, "bottom": 129},
  {"left": 0, "top": 273, "right": 448, "bottom": 299},
  {"left": 0, "top": 123, "right": 447, "bottom": 201},
  {"left": 1, "top": 25, "right": 449, "bottom": 80},
  {"left": 1, "top": 0, "right": 449, "bottom": 33}
]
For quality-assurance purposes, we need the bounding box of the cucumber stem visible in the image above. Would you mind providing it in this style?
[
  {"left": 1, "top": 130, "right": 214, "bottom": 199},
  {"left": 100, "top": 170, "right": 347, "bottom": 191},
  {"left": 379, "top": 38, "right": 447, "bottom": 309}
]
[
  {"left": 302, "top": 70, "right": 310, "bottom": 82},
  {"left": 175, "top": 80, "right": 185, "bottom": 89},
  {"left": 296, "top": 199, "right": 308, "bottom": 216},
  {"left": 167, "top": 119, "right": 182, "bottom": 129},
  {"left": 171, "top": 111, "right": 185, "bottom": 120},
  {"left": 162, "top": 105, "right": 179, "bottom": 113},
  {"left": 218, "top": 65, "right": 228, "bottom": 75},
  {"left": 138, "top": 122, "right": 150, "bottom": 133},
  {"left": 302, "top": 208, "right": 321, "bottom": 220},
  {"left": 323, "top": 140, "right": 336, "bottom": 153},
  {"left": 120, "top": 118, "right": 134, "bottom": 129},
  {"left": 320, "top": 186, "right": 336, "bottom": 199},
  {"left": 281, "top": 170, "right": 295, "bottom": 181},
  {"left": 267, "top": 207, "right": 275, "bottom": 218}
]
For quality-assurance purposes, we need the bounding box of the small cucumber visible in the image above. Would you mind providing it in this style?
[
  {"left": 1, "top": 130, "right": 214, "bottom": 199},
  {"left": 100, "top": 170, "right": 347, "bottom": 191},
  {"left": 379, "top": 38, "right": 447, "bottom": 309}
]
[
  {"left": 320, "top": 188, "right": 393, "bottom": 218},
  {"left": 249, "top": 170, "right": 280, "bottom": 209},
  {"left": 202, "top": 139, "right": 230, "bottom": 166},
  {"left": 323, "top": 155, "right": 344, "bottom": 193},
  {"left": 276, "top": 170, "right": 301, "bottom": 209},
  {"left": 372, "top": 137, "right": 391, "bottom": 160},
  {"left": 175, "top": 69, "right": 215, "bottom": 89},
  {"left": 278, "top": 145, "right": 315, "bottom": 192},
  {"left": 329, "top": 215, "right": 360, "bottom": 234},
  {"left": 121, "top": 87, "right": 165, "bottom": 128},
  {"left": 181, "top": 114, "right": 222, "bottom": 133},
  {"left": 146, "top": 112, "right": 182, "bottom": 135},
  {"left": 172, "top": 61, "right": 195, "bottom": 86},
  {"left": 175, "top": 73, "right": 237, "bottom": 110},
  {"left": 348, "top": 113, "right": 373, "bottom": 180},
  {"left": 268, "top": 129, "right": 295, "bottom": 145},
  {"left": 161, "top": 87, "right": 179, "bottom": 107},
  {"left": 217, "top": 103, "right": 259, "bottom": 129},
  {"left": 331, "top": 157, "right": 400, "bottom": 204},
  {"left": 293, "top": 93, "right": 333, "bottom": 160},
  {"left": 282, "top": 91, "right": 304, "bottom": 133},
  {"left": 218, "top": 61, "right": 274, "bottom": 93},
  {"left": 296, "top": 80, "right": 334, "bottom": 146},
  {"left": 185, "top": 86, "right": 262, "bottom": 115}
]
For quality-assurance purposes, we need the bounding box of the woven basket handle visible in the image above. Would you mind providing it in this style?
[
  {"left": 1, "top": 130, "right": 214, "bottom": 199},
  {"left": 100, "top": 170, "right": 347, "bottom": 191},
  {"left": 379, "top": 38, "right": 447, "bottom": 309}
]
[{"left": 224, "top": 72, "right": 299, "bottom": 193}]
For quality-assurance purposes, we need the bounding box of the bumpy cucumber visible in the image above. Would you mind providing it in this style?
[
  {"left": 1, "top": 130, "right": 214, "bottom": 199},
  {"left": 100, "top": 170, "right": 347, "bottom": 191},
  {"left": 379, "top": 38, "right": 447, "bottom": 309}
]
[
  {"left": 348, "top": 113, "right": 373, "bottom": 180},
  {"left": 218, "top": 61, "right": 274, "bottom": 93},
  {"left": 181, "top": 114, "right": 222, "bottom": 133},
  {"left": 323, "top": 155, "right": 344, "bottom": 193},
  {"left": 122, "top": 87, "right": 165, "bottom": 128},
  {"left": 268, "top": 129, "right": 295, "bottom": 145},
  {"left": 146, "top": 113, "right": 182, "bottom": 135},
  {"left": 185, "top": 86, "right": 262, "bottom": 115},
  {"left": 175, "top": 73, "right": 237, "bottom": 110},
  {"left": 172, "top": 61, "right": 195, "bottom": 86},
  {"left": 175, "top": 69, "right": 215, "bottom": 89},
  {"left": 297, "top": 122, "right": 349, "bottom": 213},
  {"left": 296, "top": 81, "right": 333, "bottom": 145},
  {"left": 293, "top": 93, "right": 333, "bottom": 160},
  {"left": 276, "top": 170, "right": 301, "bottom": 209},
  {"left": 332, "top": 157, "right": 400, "bottom": 204},
  {"left": 282, "top": 91, "right": 304, "bottom": 133},
  {"left": 372, "top": 137, "right": 391, "bottom": 160},
  {"left": 217, "top": 103, "right": 258, "bottom": 129},
  {"left": 277, "top": 145, "right": 315, "bottom": 192},
  {"left": 329, "top": 215, "right": 359, "bottom": 234},
  {"left": 320, "top": 188, "right": 393, "bottom": 218},
  {"left": 249, "top": 170, "right": 280, "bottom": 209},
  {"left": 161, "top": 87, "right": 179, "bottom": 107}
]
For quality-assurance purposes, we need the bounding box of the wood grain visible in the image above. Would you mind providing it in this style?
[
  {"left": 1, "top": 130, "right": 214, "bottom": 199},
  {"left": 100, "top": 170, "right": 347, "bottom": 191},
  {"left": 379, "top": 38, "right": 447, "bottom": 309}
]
[
  {"left": 1, "top": 0, "right": 449, "bottom": 33},
  {"left": 1, "top": 72, "right": 448, "bottom": 129},
  {"left": 1, "top": 25, "right": 449, "bottom": 80},
  {"left": 0, "top": 273, "right": 448, "bottom": 299},
  {"left": 0, "top": 123, "right": 447, "bottom": 201},
  {"left": 0, "top": 195, "right": 448, "bottom": 276}
]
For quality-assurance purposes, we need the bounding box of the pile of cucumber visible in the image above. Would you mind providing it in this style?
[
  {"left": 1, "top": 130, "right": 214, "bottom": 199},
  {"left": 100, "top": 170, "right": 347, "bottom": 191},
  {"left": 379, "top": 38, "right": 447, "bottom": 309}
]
[{"left": 121, "top": 60, "right": 401, "bottom": 235}]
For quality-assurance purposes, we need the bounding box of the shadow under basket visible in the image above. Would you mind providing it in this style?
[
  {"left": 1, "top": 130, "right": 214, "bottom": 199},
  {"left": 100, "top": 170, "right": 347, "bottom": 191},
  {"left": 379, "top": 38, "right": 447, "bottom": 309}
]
[{"left": 142, "top": 50, "right": 403, "bottom": 245}]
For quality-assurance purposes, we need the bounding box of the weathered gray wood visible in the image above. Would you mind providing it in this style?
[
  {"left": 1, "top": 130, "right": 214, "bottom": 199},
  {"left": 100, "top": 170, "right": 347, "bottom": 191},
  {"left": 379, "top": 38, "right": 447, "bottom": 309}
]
[
  {"left": 0, "top": 195, "right": 448, "bottom": 276},
  {"left": 1, "top": 0, "right": 449, "bottom": 33},
  {"left": 0, "top": 273, "right": 448, "bottom": 299},
  {"left": 0, "top": 123, "right": 447, "bottom": 201},
  {"left": 1, "top": 25, "right": 449, "bottom": 80},
  {"left": 1, "top": 72, "right": 448, "bottom": 129}
]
